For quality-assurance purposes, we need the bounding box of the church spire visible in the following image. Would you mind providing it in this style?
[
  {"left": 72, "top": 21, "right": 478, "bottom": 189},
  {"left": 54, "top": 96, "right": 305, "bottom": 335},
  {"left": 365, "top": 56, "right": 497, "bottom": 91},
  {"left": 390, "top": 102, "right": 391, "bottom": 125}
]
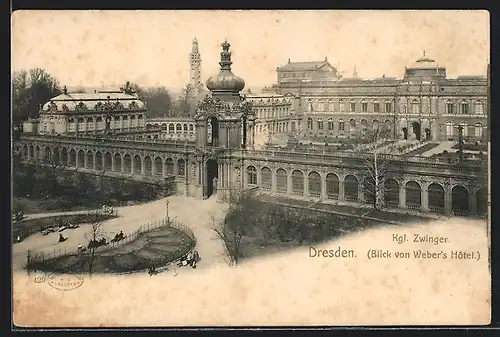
[{"left": 353, "top": 65, "right": 358, "bottom": 79}]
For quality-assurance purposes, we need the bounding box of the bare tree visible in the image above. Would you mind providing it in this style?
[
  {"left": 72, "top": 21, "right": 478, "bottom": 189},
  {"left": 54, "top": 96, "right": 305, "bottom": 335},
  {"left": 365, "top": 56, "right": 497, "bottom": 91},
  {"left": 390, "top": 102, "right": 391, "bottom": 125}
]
[
  {"left": 355, "top": 125, "right": 394, "bottom": 211},
  {"left": 208, "top": 190, "right": 257, "bottom": 266},
  {"left": 208, "top": 214, "right": 243, "bottom": 267},
  {"left": 83, "top": 211, "right": 105, "bottom": 276},
  {"left": 176, "top": 83, "right": 195, "bottom": 117},
  {"left": 36, "top": 142, "right": 69, "bottom": 196}
]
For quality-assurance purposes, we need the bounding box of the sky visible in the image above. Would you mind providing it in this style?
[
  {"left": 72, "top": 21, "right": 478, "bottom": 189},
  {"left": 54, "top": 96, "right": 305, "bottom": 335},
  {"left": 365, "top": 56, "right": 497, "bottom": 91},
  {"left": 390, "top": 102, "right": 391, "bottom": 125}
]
[{"left": 11, "top": 10, "right": 490, "bottom": 90}]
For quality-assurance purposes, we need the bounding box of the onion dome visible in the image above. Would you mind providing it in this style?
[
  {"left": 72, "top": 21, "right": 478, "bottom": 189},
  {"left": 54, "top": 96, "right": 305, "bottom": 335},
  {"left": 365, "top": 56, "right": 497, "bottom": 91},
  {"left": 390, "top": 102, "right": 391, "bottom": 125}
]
[{"left": 206, "top": 40, "right": 245, "bottom": 94}]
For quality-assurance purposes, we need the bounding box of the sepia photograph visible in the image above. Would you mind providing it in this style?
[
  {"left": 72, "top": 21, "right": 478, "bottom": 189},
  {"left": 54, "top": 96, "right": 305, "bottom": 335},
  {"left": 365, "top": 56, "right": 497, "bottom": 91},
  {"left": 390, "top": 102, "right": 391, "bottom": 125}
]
[{"left": 11, "top": 9, "right": 491, "bottom": 327}]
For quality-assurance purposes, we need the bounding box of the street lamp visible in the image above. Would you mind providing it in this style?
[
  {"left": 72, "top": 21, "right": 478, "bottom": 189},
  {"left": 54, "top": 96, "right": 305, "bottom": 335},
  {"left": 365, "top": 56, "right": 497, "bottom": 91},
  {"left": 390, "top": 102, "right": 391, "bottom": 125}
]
[{"left": 165, "top": 199, "right": 170, "bottom": 222}]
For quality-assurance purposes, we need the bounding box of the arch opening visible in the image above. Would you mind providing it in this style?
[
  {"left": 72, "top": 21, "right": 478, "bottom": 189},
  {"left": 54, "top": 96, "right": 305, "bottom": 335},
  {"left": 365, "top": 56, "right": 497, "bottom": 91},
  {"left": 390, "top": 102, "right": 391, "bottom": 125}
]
[
  {"left": 276, "top": 169, "right": 287, "bottom": 193},
  {"left": 428, "top": 183, "right": 445, "bottom": 214},
  {"left": 411, "top": 122, "right": 421, "bottom": 141},
  {"left": 261, "top": 167, "right": 272, "bottom": 191},
  {"left": 308, "top": 172, "right": 321, "bottom": 198},
  {"left": 292, "top": 170, "right": 304, "bottom": 195},
  {"left": 206, "top": 159, "right": 218, "bottom": 197},
  {"left": 384, "top": 179, "right": 399, "bottom": 207},
  {"left": 326, "top": 173, "right": 340, "bottom": 200},
  {"left": 405, "top": 181, "right": 421, "bottom": 210},
  {"left": 452, "top": 185, "right": 469, "bottom": 216},
  {"left": 344, "top": 175, "right": 358, "bottom": 202}
]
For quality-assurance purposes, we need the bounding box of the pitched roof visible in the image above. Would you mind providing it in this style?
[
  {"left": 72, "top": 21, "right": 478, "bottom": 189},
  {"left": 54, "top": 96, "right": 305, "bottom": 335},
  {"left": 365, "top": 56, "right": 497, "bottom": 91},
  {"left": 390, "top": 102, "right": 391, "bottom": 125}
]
[{"left": 279, "top": 61, "right": 333, "bottom": 71}]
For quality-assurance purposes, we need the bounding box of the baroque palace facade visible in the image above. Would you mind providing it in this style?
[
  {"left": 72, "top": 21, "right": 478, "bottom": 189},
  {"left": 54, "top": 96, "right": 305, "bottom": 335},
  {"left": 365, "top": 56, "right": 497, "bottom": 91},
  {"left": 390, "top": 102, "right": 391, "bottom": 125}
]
[{"left": 18, "top": 41, "right": 488, "bottom": 219}]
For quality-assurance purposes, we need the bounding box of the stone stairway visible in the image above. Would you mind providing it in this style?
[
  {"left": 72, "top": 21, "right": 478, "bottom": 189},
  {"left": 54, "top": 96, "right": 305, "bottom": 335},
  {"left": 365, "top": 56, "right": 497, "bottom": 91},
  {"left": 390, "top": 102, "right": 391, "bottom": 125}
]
[{"left": 420, "top": 141, "right": 457, "bottom": 157}]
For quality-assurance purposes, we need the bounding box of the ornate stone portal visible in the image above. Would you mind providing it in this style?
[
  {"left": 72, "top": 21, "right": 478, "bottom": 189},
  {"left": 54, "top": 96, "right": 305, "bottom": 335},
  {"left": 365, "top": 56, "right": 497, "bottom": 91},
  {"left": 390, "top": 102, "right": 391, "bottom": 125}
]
[{"left": 193, "top": 40, "right": 256, "bottom": 201}]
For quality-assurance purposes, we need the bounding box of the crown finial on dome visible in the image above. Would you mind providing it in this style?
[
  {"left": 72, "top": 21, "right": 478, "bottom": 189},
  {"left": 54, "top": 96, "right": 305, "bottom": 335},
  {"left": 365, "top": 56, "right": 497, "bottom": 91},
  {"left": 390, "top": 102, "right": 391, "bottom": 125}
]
[{"left": 219, "top": 40, "right": 233, "bottom": 70}]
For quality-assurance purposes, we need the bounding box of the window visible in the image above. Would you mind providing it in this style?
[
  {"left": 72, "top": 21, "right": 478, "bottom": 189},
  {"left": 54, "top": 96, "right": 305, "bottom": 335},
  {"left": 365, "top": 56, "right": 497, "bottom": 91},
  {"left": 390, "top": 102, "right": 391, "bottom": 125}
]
[
  {"left": 307, "top": 100, "right": 313, "bottom": 112},
  {"left": 169, "top": 124, "right": 174, "bottom": 133},
  {"left": 317, "top": 118, "right": 323, "bottom": 130},
  {"left": 475, "top": 101, "right": 483, "bottom": 115},
  {"left": 339, "top": 100, "right": 345, "bottom": 112},
  {"left": 114, "top": 117, "right": 120, "bottom": 129},
  {"left": 307, "top": 118, "right": 313, "bottom": 130},
  {"left": 385, "top": 101, "right": 392, "bottom": 113},
  {"left": 291, "top": 170, "right": 304, "bottom": 195},
  {"left": 189, "top": 124, "right": 194, "bottom": 132},
  {"left": 247, "top": 166, "right": 257, "bottom": 185},
  {"left": 373, "top": 101, "right": 380, "bottom": 113},
  {"left": 446, "top": 100, "right": 454, "bottom": 114},
  {"left": 67, "top": 118, "right": 75, "bottom": 132},
  {"left": 183, "top": 124, "right": 188, "bottom": 133},
  {"left": 328, "top": 118, "right": 333, "bottom": 130},
  {"left": 165, "top": 158, "right": 174, "bottom": 175},
  {"left": 360, "top": 119, "right": 368, "bottom": 132},
  {"left": 372, "top": 119, "right": 379, "bottom": 131},
  {"left": 475, "top": 123, "right": 483, "bottom": 138},
  {"left": 79, "top": 118, "right": 86, "bottom": 132},
  {"left": 459, "top": 122, "right": 468, "bottom": 137},
  {"left": 411, "top": 99, "right": 420, "bottom": 114},
  {"left": 350, "top": 100, "right": 356, "bottom": 112},
  {"left": 445, "top": 122, "right": 454, "bottom": 137},
  {"left": 349, "top": 119, "right": 356, "bottom": 131},
  {"left": 459, "top": 100, "right": 469, "bottom": 115},
  {"left": 176, "top": 124, "right": 182, "bottom": 132},
  {"left": 291, "top": 122, "right": 296, "bottom": 131},
  {"left": 361, "top": 100, "right": 368, "bottom": 112},
  {"left": 321, "top": 100, "right": 327, "bottom": 112},
  {"left": 339, "top": 118, "right": 345, "bottom": 131},
  {"left": 261, "top": 167, "right": 272, "bottom": 191},
  {"left": 328, "top": 100, "right": 334, "bottom": 111},
  {"left": 308, "top": 172, "right": 321, "bottom": 197},
  {"left": 276, "top": 169, "right": 287, "bottom": 193}
]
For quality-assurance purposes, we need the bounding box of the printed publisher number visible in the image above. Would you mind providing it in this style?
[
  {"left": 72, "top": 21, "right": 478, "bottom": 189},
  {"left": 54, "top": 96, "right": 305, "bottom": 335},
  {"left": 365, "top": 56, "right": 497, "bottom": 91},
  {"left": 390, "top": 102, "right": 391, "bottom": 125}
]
[{"left": 33, "top": 276, "right": 46, "bottom": 283}]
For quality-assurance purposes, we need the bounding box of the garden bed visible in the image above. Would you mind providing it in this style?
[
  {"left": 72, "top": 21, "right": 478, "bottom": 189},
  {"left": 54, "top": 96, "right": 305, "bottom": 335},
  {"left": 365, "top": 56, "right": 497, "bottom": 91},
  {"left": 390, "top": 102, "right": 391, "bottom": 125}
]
[
  {"left": 26, "top": 226, "right": 195, "bottom": 274},
  {"left": 13, "top": 212, "right": 119, "bottom": 240},
  {"left": 451, "top": 143, "right": 487, "bottom": 152}
]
